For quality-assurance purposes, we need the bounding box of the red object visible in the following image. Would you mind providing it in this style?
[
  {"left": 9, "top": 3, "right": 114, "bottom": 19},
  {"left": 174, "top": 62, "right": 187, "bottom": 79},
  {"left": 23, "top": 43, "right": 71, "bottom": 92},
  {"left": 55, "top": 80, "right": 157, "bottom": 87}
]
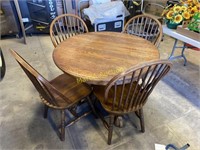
[{"left": 186, "top": 44, "right": 200, "bottom": 51}]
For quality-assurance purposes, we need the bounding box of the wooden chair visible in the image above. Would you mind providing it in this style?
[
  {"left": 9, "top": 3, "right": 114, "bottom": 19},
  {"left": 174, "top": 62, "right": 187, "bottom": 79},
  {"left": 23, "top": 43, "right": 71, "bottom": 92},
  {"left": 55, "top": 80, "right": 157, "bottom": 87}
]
[
  {"left": 92, "top": 60, "right": 172, "bottom": 144},
  {"left": 123, "top": 14, "right": 163, "bottom": 47},
  {"left": 0, "top": 48, "right": 6, "bottom": 81},
  {"left": 142, "top": 3, "right": 165, "bottom": 24},
  {"left": 10, "top": 49, "right": 95, "bottom": 141},
  {"left": 50, "top": 14, "right": 89, "bottom": 47}
]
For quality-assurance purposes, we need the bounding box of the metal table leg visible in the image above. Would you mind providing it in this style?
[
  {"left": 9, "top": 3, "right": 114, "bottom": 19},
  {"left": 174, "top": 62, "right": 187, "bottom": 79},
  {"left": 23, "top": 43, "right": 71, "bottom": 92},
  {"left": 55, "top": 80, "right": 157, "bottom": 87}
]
[
  {"left": 181, "top": 43, "right": 187, "bottom": 66},
  {"left": 168, "top": 39, "right": 187, "bottom": 66},
  {"left": 169, "top": 39, "right": 178, "bottom": 59}
]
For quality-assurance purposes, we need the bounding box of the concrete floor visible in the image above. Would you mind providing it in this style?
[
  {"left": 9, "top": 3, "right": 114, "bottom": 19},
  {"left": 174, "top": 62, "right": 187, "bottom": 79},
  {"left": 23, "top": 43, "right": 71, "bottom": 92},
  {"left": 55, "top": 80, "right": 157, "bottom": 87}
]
[{"left": 0, "top": 34, "right": 199, "bottom": 150}]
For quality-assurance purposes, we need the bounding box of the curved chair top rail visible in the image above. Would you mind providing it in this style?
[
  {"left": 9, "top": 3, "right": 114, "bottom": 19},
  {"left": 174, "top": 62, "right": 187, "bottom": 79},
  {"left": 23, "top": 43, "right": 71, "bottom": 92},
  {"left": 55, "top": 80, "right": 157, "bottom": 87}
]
[
  {"left": 123, "top": 14, "right": 163, "bottom": 47},
  {"left": 50, "top": 14, "right": 89, "bottom": 47},
  {"left": 143, "top": 3, "right": 165, "bottom": 15}
]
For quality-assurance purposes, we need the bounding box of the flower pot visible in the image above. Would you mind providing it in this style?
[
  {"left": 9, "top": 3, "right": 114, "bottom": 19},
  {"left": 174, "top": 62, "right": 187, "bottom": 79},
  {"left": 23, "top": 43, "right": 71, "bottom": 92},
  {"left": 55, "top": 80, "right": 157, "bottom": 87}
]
[{"left": 166, "top": 22, "right": 180, "bottom": 29}]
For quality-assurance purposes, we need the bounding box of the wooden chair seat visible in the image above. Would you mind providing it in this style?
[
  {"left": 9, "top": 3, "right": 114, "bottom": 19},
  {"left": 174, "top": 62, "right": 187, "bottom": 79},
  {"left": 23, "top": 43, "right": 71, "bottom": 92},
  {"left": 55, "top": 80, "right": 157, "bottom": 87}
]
[
  {"left": 49, "top": 74, "right": 91, "bottom": 108},
  {"left": 93, "top": 82, "right": 142, "bottom": 114}
]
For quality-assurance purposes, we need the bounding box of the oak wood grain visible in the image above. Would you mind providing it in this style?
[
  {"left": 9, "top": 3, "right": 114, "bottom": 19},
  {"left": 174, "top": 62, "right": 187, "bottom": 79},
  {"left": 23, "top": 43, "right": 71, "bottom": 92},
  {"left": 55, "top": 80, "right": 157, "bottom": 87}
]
[{"left": 53, "top": 32, "right": 160, "bottom": 85}]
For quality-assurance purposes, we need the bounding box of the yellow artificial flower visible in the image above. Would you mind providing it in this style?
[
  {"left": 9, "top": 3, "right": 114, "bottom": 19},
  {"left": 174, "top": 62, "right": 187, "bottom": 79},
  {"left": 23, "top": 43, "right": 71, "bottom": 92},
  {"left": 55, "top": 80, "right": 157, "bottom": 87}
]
[
  {"left": 162, "top": 0, "right": 199, "bottom": 24},
  {"left": 197, "top": 4, "right": 200, "bottom": 11},
  {"left": 187, "top": 0, "right": 194, "bottom": 7},
  {"left": 187, "top": 0, "right": 193, "bottom": 4},
  {"left": 190, "top": 6, "right": 198, "bottom": 15},
  {"left": 173, "top": 6, "right": 182, "bottom": 13},
  {"left": 166, "top": 11, "right": 174, "bottom": 19},
  {"left": 183, "top": 11, "right": 191, "bottom": 19},
  {"left": 162, "top": 9, "right": 169, "bottom": 17},
  {"left": 193, "top": 0, "right": 199, "bottom": 5},
  {"left": 181, "top": 6, "right": 188, "bottom": 11},
  {"left": 173, "top": 14, "right": 183, "bottom": 23}
]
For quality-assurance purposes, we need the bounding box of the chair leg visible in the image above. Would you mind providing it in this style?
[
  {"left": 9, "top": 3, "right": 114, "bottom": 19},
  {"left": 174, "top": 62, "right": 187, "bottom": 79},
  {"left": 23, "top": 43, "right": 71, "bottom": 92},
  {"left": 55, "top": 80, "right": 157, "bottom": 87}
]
[
  {"left": 108, "top": 115, "right": 114, "bottom": 145},
  {"left": 87, "top": 96, "right": 98, "bottom": 118},
  {"left": 43, "top": 105, "right": 49, "bottom": 119},
  {"left": 139, "top": 108, "right": 145, "bottom": 133},
  {"left": 60, "top": 110, "right": 65, "bottom": 141}
]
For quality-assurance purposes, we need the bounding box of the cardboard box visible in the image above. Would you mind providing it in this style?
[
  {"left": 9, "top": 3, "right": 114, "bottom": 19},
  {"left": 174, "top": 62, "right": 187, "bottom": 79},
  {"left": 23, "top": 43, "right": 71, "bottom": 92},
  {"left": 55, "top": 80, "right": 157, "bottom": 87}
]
[{"left": 177, "top": 25, "right": 200, "bottom": 41}]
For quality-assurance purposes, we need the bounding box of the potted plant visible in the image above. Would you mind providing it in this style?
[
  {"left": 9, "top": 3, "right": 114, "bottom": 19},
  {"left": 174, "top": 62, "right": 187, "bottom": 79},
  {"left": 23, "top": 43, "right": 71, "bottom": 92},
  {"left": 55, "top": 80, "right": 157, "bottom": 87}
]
[{"left": 162, "top": 0, "right": 199, "bottom": 29}]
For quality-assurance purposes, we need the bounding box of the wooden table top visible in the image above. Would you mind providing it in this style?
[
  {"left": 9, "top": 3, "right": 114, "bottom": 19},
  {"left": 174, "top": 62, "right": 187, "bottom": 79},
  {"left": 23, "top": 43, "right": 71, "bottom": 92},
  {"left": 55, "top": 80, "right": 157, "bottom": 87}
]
[{"left": 53, "top": 32, "right": 160, "bottom": 85}]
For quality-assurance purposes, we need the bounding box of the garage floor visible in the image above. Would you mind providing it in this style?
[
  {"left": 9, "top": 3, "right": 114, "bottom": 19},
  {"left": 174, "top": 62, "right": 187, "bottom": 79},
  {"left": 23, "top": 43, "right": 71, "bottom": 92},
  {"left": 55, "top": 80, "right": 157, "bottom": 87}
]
[{"left": 0, "top": 34, "right": 199, "bottom": 149}]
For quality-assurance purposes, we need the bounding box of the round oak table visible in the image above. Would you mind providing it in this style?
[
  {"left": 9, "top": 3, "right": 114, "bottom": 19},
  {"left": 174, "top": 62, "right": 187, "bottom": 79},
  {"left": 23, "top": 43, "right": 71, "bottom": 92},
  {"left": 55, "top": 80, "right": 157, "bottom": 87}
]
[{"left": 53, "top": 32, "right": 160, "bottom": 85}]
